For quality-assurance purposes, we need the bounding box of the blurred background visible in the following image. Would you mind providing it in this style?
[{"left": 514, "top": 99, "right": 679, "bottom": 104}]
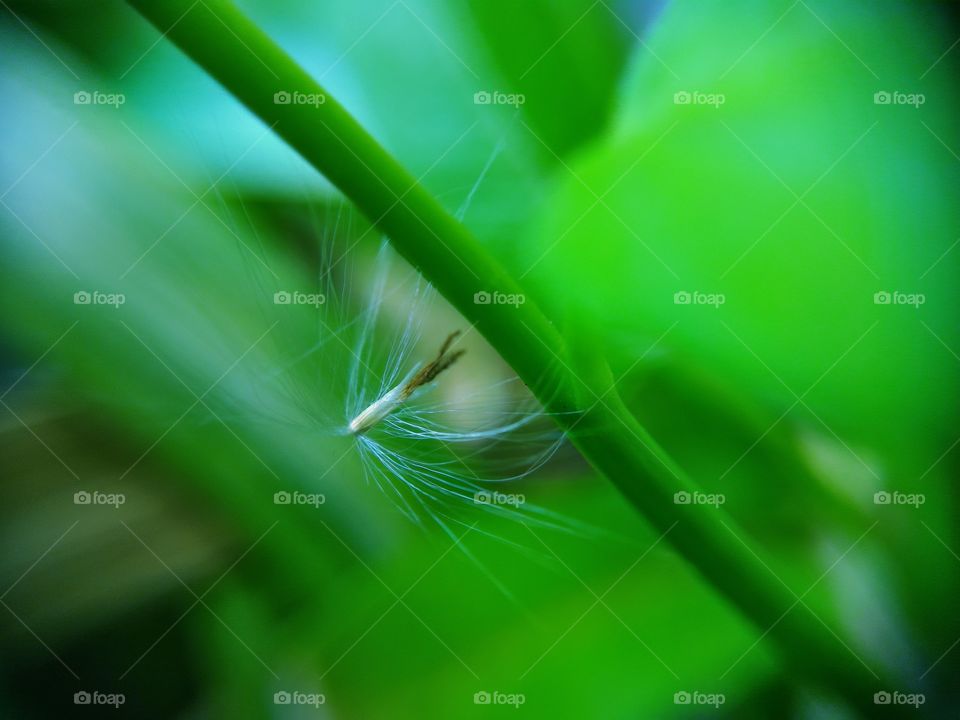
[{"left": 1, "top": 0, "right": 959, "bottom": 717}]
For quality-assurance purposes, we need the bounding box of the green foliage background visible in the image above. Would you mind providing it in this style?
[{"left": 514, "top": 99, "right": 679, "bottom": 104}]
[{"left": 1, "top": 0, "right": 958, "bottom": 717}]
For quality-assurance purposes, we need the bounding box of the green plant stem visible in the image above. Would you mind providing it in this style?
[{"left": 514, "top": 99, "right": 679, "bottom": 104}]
[{"left": 126, "top": 0, "right": 905, "bottom": 715}]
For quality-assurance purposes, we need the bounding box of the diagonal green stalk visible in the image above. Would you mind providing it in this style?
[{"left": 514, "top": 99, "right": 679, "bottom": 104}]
[{"left": 126, "top": 0, "right": 906, "bottom": 715}]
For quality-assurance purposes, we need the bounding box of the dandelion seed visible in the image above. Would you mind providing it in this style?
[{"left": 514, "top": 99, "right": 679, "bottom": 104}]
[{"left": 348, "top": 330, "right": 465, "bottom": 435}]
